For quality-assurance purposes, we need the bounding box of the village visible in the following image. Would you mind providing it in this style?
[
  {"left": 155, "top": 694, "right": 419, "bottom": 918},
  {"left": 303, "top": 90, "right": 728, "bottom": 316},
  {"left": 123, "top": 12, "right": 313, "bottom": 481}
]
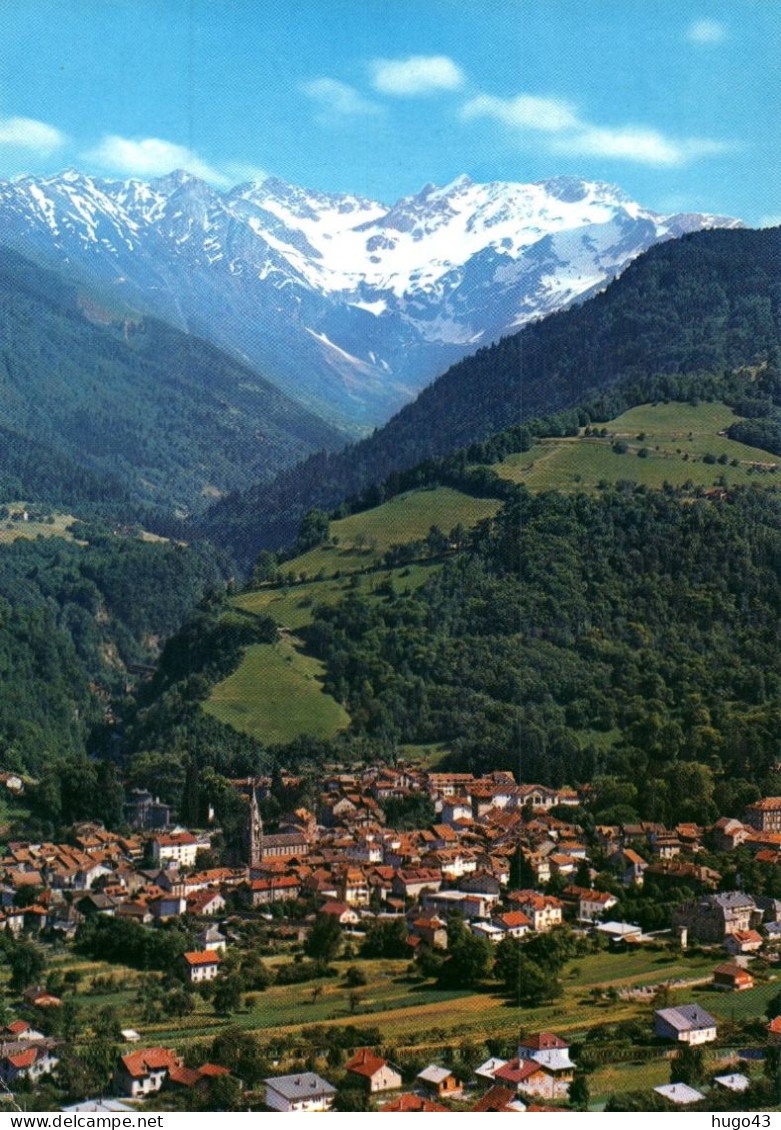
[{"left": 0, "top": 765, "right": 779, "bottom": 1111}]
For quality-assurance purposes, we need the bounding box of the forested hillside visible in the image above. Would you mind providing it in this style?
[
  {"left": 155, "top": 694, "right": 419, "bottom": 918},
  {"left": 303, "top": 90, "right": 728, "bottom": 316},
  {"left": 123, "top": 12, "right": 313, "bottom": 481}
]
[
  {"left": 0, "top": 527, "right": 227, "bottom": 806},
  {"left": 302, "top": 483, "right": 780, "bottom": 824},
  {"left": 0, "top": 248, "right": 343, "bottom": 516},
  {"left": 199, "top": 227, "right": 780, "bottom": 565},
  {"left": 113, "top": 473, "right": 780, "bottom": 833}
]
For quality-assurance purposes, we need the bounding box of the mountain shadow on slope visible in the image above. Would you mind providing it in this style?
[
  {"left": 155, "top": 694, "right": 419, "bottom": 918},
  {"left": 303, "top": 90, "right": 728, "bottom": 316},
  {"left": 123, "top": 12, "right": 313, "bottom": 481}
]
[{"left": 0, "top": 247, "right": 344, "bottom": 515}]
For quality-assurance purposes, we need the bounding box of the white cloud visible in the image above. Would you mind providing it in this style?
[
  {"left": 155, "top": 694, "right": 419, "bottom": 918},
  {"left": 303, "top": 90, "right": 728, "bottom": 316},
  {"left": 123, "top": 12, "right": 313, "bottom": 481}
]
[
  {"left": 551, "top": 125, "right": 731, "bottom": 167},
  {"left": 221, "top": 161, "right": 269, "bottom": 185},
  {"left": 0, "top": 116, "right": 67, "bottom": 154},
  {"left": 301, "top": 78, "right": 382, "bottom": 118},
  {"left": 687, "top": 18, "right": 727, "bottom": 44},
  {"left": 462, "top": 93, "right": 578, "bottom": 133},
  {"left": 759, "top": 214, "right": 781, "bottom": 228},
  {"left": 371, "top": 54, "right": 465, "bottom": 96},
  {"left": 83, "top": 135, "right": 230, "bottom": 185},
  {"left": 461, "top": 89, "right": 730, "bottom": 166}
]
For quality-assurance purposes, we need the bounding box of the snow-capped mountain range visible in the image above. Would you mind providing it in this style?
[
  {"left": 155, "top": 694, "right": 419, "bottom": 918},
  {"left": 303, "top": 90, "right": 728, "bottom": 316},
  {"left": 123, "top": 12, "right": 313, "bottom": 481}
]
[{"left": 0, "top": 169, "right": 742, "bottom": 430}]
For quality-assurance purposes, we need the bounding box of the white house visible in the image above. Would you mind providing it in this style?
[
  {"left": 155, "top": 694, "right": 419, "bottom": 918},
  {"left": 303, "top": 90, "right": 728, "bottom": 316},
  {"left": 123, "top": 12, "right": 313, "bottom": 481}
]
[
  {"left": 344, "top": 1048, "right": 402, "bottom": 1093},
  {"left": 182, "top": 950, "right": 221, "bottom": 983},
  {"left": 654, "top": 1005, "right": 717, "bottom": 1045},
  {"left": 0, "top": 1043, "right": 59, "bottom": 1086},
  {"left": 151, "top": 832, "right": 209, "bottom": 868},
  {"left": 115, "top": 1048, "right": 182, "bottom": 1097},
  {"left": 491, "top": 910, "right": 532, "bottom": 939}
]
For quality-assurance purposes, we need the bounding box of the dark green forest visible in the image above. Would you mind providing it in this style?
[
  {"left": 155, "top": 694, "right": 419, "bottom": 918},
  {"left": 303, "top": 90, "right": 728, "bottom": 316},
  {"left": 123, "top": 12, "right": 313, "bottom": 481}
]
[
  {"left": 301, "top": 484, "right": 780, "bottom": 826},
  {"left": 199, "top": 226, "right": 780, "bottom": 565},
  {"left": 0, "top": 528, "right": 227, "bottom": 787},
  {"left": 0, "top": 226, "right": 777, "bottom": 841},
  {"left": 109, "top": 474, "right": 780, "bottom": 835}
]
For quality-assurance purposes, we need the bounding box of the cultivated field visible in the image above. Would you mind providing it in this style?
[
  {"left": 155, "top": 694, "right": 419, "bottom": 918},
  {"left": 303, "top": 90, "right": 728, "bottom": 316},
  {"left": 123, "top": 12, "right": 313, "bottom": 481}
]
[{"left": 15, "top": 944, "right": 773, "bottom": 1109}]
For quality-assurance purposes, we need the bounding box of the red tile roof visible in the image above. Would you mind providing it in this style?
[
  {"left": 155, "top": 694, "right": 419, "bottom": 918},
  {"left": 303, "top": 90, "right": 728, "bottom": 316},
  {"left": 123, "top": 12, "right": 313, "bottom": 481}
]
[
  {"left": 168, "top": 1065, "right": 203, "bottom": 1088},
  {"left": 520, "top": 1032, "right": 569, "bottom": 1051},
  {"left": 198, "top": 1063, "right": 231, "bottom": 1078},
  {"left": 6, "top": 1048, "right": 36, "bottom": 1070},
  {"left": 472, "top": 1085, "right": 517, "bottom": 1112},
  {"left": 495, "top": 911, "right": 532, "bottom": 929},
  {"left": 345, "top": 1048, "right": 389, "bottom": 1078},
  {"left": 495, "top": 1059, "right": 544, "bottom": 1084},
  {"left": 183, "top": 950, "right": 222, "bottom": 966},
  {"left": 730, "top": 929, "right": 763, "bottom": 945},
  {"left": 120, "top": 1048, "right": 180, "bottom": 1078},
  {"left": 379, "top": 1094, "right": 449, "bottom": 1112}
]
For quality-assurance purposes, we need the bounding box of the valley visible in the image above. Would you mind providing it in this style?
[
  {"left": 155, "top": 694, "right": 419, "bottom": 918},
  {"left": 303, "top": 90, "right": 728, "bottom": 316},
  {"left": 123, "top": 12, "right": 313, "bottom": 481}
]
[
  {"left": 0, "top": 170, "right": 741, "bottom": 430},
  {"left": 0, "top": 186, "right": 776, "bottom": 1115}
]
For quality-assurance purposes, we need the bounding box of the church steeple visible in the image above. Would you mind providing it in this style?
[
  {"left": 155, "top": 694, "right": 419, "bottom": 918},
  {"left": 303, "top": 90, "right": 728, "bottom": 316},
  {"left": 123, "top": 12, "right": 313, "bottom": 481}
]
[{"left": 247, "top": 785, "right": 263, "bottom": 868}]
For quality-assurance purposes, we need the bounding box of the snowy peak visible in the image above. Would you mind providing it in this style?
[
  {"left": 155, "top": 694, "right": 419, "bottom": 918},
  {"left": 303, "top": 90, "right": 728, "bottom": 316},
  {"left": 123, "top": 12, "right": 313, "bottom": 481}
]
[{"left": 0, "top": 167, "right": 743, "bottom": 428}]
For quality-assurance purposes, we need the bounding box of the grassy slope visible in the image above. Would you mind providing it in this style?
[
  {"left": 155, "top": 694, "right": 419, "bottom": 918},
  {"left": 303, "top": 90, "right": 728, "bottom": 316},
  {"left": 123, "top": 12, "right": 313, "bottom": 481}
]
[
  {"left": 233, "top": 562, "right": 441, "bottom": 630},
  {"left": 205, "top": 403, "right": 777, "bottom": 749},
  {"left": 495, "top": 402, "right": 779, "bottom": 493},
  {"left": 205, "top": 487, "right": 499, "bottom": 747},
  {"left": 284, "top": 487, "right": 500, "bottom": 579},
  {"left": 204, "top": 636, "right": 350, "bottom": 745},
  {"left": 0, "top": 509, "right": 79, "bottom": 546}
]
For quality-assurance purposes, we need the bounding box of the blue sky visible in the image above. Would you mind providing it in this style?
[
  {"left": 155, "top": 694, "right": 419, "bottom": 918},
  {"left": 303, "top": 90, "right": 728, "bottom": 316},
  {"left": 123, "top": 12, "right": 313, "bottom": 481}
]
[{"left": 0, "top": 0, "right": 777, "bottom": 224}]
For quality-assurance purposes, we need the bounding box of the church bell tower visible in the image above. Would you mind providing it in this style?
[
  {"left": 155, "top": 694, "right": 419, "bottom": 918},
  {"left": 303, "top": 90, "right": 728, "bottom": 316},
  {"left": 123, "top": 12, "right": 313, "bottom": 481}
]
[{"left": 247, "top": 786, "right": 264, "bottom": 868}]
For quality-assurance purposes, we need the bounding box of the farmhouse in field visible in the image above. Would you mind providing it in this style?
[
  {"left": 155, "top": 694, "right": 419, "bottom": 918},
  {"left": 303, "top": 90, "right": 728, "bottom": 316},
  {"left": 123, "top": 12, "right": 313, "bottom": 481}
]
[
  {"left": 182, "top": 950, "right": 221, "bottom": 984},
  {"left": 712, "top": 962, "right": 754, "bottom": 991}
]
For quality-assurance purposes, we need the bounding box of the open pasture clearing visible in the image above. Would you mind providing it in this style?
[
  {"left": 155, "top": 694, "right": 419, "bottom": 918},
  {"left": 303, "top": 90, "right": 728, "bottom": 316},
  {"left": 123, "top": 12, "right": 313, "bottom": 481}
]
[
  {"left": 233, "top": 561, "right": 441, "bottom": 631},
  {"left": 204, "top": 635, "right": 350, "bottom": 745},
  {"left": 0, "top": 511, "right": 79, "bottom": 545},
  {"left": 281, "top": 487, "right": 500, "bottom": 579},
  {"left": 496, "top": 401, "right": 777, "bottom": 494}
]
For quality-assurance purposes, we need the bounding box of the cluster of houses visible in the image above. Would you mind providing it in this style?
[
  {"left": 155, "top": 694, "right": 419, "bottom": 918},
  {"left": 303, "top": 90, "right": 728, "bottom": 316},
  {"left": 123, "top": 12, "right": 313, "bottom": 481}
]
[
  {"left": 0, "top": 766, "right": 780, "bottom": 1109},
  {"left": 3, "top": 769, "right": 777, "bottom": 957},
  {"left": 263, "top": 1029, "right": 578, "bottom": 1112}
]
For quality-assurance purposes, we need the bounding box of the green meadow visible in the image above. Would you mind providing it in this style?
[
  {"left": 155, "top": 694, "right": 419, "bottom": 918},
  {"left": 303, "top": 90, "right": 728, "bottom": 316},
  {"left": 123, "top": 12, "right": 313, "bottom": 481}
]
[
  {"left": 207, "top": 401, "right": 778, "bottom": 750},
  {"left": 496, "top": 401, "right": 778, "bottom": 494},
  {"left": 233, "top": 561, "right": 441, "bottom": 630},
  {"left": 282, "top": 486, "right": 500, "bottom": 579},
  {"left": 207, "top": 485, "right": 500, "bottom": 746},
  {"left": 204, "top": 636, "right": 350, "bottom": 745}
]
